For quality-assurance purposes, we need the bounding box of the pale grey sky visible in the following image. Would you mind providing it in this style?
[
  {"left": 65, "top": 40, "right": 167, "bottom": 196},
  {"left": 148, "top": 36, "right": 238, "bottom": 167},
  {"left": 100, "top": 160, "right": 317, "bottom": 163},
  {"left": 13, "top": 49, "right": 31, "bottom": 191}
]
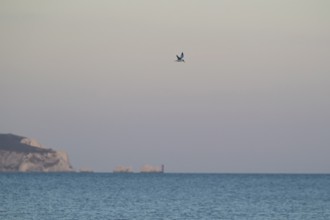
[{"left": 1, "top": 0, "right": 330, "bottom": 173}]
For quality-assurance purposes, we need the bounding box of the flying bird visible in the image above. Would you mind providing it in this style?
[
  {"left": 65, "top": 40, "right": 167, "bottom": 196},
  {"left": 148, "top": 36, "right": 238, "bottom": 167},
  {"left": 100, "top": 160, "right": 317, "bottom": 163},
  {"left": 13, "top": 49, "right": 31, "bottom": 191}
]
[{"left": 176, "top": 52, "right": 185, "bottom": 62}]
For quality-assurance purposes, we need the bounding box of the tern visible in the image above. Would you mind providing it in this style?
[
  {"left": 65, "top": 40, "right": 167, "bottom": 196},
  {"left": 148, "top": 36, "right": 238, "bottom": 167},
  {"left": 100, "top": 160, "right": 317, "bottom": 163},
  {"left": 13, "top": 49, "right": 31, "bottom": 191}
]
[{"left": 176, "top": 52, "right": 185, "bottom": 62}]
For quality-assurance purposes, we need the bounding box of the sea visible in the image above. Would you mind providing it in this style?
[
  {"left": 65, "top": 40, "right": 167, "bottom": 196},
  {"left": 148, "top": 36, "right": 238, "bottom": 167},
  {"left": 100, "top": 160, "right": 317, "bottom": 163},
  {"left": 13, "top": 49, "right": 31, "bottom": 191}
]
[{"left": 0, "top": 173, "right": 329, "bottom": 220}]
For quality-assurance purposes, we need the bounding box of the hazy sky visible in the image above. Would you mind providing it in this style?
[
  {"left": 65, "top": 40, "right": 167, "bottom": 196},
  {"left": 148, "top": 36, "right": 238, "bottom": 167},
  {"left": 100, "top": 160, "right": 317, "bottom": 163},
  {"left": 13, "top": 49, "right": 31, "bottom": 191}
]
[{"left": 1, "top": 0, "right": 330, "bottom": 173}]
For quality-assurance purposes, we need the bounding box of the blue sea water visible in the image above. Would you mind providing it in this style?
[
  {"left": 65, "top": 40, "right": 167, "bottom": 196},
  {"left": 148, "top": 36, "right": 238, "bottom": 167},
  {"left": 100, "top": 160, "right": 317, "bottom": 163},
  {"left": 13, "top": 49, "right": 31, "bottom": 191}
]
[{"left": 0, "top": 173, "right": 330, "bottom": 220}]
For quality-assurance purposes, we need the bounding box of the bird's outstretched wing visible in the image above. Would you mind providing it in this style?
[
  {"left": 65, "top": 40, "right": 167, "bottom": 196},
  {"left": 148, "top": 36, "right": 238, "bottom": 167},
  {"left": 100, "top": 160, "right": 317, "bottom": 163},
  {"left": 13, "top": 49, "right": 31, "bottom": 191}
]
[
  {"left": 180, "top": 52, "right": 184, "bottom": 59},
  {"left": 176, "top": 55, "right": 180, "bottom": 60}
]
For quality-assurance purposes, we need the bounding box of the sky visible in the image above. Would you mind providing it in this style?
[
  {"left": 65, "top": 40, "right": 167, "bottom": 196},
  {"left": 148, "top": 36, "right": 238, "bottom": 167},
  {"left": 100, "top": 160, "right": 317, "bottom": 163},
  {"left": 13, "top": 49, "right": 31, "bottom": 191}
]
[{"left": 1, "top": 0, "right": 330, "bottom": 173}]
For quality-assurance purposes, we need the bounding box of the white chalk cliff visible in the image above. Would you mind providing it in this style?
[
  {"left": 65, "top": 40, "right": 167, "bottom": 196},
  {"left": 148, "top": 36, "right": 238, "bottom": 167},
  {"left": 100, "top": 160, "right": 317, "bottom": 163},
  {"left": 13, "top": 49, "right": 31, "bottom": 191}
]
[{"left": 0, "top": 134, "right": 74, "bottom": 172}]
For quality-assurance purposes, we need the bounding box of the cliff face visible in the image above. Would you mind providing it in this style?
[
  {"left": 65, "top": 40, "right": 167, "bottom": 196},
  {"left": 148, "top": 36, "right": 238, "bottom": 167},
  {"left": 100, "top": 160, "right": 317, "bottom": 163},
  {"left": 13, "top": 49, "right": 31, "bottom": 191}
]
[{"left": 0, "top": 134, "right": 74, "bottom": 172}]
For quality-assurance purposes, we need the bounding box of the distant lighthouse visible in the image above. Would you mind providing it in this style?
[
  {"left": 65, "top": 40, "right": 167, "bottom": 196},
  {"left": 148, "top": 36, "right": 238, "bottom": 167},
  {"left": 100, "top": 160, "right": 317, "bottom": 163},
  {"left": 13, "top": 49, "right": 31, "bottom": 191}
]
[{"left": 161, "top": 164, "right": 165, "bottom": 173}]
